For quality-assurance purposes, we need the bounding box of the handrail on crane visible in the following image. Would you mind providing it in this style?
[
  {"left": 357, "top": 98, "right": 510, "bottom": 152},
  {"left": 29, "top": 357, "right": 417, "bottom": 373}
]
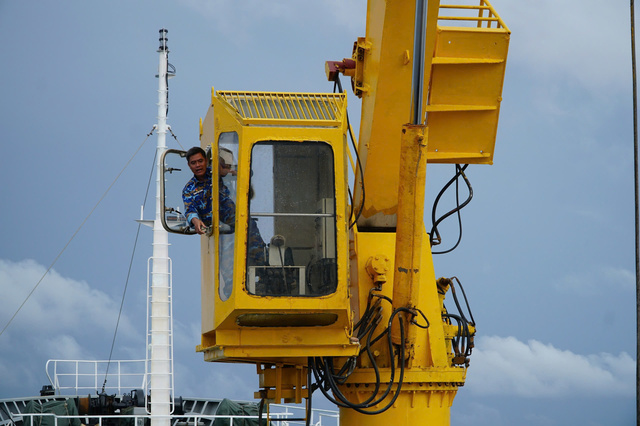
[{"left": 439, "top": 1, "right": 509, "bottom": 30}]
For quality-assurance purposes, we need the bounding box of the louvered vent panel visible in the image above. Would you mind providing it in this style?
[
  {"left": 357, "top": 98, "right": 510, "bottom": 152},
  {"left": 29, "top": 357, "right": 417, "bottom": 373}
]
[{"left": 217, "top": 91, "right": 345, "bottom": 126}]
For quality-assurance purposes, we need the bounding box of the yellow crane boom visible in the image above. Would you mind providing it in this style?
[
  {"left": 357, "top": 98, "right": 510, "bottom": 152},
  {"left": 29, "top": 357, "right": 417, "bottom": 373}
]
[
  {"left": 349, "top": 0, "right": 509, "bottom": 229},
  {"left": 159, "top": 1, "right": 510, "bottom": 424}
]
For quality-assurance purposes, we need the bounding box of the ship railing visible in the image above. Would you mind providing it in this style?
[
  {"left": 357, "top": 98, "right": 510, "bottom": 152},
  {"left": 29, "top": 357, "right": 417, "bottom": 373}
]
[
  {"left": 16, "top": 410, "right": 339, "bottom": 426},
  {"left": 45, "top": 359, "right": 147, "bottom": 395},
  {"left": 270, "top": 404, "right": 340, "bottom": 426}
]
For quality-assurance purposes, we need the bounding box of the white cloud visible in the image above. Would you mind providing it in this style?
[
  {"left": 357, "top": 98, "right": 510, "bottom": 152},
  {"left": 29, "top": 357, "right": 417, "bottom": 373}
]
[
  {"left": 467, "top": 335, "right": 634, "bottom": 397},
  {"left": 43, "top": 334, "right": 91, "bottom": 360},
  {"left": 0, "top": 259, "right": 139, "bottom": 339},
  {"left": 0, "top": 258, "right": 256, "bottom": 400},
  {"left": 0, "top": 259, "right": 143, "bottom": 397},
  {"left": 555, "top": 265, "right": 634, "bottom": 295},
  {"left": 1, "top": 259, "right": 634, "bottom": 405},
  {"left": 452, "top": 402, "right": 505, "bottom": 426},
  {"left": 496, "top": 0, "right": 630, "bottom": 92}
]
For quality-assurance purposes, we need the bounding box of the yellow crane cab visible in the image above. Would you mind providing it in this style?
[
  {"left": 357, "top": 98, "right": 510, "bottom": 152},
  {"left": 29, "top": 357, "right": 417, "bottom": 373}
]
[{"left": 161, "top": 89, "right": 359, "bottom": 368}]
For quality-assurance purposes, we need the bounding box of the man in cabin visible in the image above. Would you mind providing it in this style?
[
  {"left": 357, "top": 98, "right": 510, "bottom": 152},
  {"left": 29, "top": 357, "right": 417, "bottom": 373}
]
[
  {"left": 182, "top": 146, "right": 236, "bottom": 235},
  {"left": 183, "top": 146, "right": 213, "bottom": 235},
  {"left": 217, "top": 147, "right": 236, "bottom": 229},
  {"left": 215, "top": 148, "right": 267, "bottom": 267},
  {"left": 247, "top": 185, "right": 266, "bottom": 266},
  {"left": 184, "top": 145, "right": 270, "bottom": 295}
]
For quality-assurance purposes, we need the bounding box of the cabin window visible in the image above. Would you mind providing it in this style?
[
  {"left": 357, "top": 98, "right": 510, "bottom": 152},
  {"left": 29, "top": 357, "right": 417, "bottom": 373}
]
[
  {"left": 218, "top": 132, "right": 239, "bottom": 301},
  {"left": 246, "top": 141, "right": 337, "bottom": 297},
  {"left": 159, "top": 149, "right": 195, "bottom": 235}
]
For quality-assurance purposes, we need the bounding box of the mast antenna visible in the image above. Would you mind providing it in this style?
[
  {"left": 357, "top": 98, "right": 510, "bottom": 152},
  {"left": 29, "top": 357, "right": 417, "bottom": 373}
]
[{"left": 147, "top": 27, "right": 174, "bottom": 426}]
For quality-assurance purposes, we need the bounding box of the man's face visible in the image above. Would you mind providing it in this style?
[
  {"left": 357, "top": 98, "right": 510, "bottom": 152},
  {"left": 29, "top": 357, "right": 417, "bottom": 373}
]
[
  {"left": 188, "top": 153, "right": 207, "bottom": 180},
  {"left": 219, "top": 160, "right": 232, "bottom": 177}
]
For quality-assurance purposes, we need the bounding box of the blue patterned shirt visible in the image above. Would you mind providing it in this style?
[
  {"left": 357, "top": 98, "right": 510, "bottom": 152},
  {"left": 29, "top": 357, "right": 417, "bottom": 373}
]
[
  {"left": 247, "top": 218, "right": 266, "bottom": 265},
  {"left": 182, "top": 167, "right": 213, "bottom": 226},
  {"left": 219, "top": 177, "right": 236, "bottom": 227}
]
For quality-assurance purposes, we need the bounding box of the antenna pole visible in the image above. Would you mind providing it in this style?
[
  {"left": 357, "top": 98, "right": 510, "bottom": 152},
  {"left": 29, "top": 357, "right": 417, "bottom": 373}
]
[{"left": 149, "top": 28, "right": 173, "bottom": 426}]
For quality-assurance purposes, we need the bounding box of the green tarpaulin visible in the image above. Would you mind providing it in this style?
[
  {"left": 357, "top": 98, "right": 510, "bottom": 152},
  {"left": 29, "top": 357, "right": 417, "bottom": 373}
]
[
  {"left": 212, "top": 399, "right": 268, "bottom": 426},
  {"left": 23, "top": 400, "right": 81, "bottom": 426}
]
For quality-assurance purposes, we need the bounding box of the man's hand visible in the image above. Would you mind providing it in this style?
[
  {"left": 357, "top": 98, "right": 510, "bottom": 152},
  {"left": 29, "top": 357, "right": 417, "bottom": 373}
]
[{"left": 192, "top": 218, "right": 206, "bottom": 235}]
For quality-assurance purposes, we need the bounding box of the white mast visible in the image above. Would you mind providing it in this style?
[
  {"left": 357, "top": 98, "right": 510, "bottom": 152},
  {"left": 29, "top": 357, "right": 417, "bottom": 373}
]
[{"left": 148, "top": 28, "right": 173, "bottom": 426}]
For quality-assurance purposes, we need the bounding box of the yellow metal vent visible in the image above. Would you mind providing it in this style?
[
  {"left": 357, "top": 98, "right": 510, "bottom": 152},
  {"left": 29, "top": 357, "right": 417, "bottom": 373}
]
[{"left": 216, "top": 91, "right": 346, "bottom": 127}]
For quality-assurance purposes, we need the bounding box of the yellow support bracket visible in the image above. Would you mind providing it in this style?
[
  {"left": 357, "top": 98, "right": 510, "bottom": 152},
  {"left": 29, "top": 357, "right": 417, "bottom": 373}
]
[{"left": 256, "top": 364, "right": 308, "bottom": 404}]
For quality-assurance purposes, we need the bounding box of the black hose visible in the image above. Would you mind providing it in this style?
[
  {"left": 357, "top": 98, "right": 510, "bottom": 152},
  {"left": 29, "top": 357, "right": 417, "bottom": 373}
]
[
  {"left": 430, "top": 164, "right": 473, "bottom": 254},
  {"left": 308, "top": 305, "right": 414, "bottom": 415},
  {"left": 333, "top": 75, "right": 366, "bottom": 228}
]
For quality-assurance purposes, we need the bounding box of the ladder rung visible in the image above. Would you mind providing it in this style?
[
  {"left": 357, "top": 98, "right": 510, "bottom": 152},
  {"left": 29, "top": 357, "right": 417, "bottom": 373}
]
[
  {"left": 432, "top": 57, "right": 504, "bottom": 65},
  {"left": 425, "top": 104, "right": 497, "bottom": 112},
  {"left": 439, "top": 5, "right": 491, "bottom": 10},
  {"left": 438, "top": 16, "right": 499, "bottom": 22}
]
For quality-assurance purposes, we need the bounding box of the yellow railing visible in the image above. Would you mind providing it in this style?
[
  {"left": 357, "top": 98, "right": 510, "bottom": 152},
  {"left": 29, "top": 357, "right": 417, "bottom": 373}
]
[{"left": 439, "top": 0, "right": 508, "bottom": 30}]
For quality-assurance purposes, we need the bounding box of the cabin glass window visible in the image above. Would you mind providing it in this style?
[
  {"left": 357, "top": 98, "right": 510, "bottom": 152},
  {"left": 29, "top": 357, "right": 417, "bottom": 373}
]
[
  {"left": 218, "top": 132, "right": 239, "bottom": 301},
  {"left": 246, "top": 141, "right": 337, "bottom": 296},
  {"left": 160, "top": 149, "right": 195, "bottom": 234}
]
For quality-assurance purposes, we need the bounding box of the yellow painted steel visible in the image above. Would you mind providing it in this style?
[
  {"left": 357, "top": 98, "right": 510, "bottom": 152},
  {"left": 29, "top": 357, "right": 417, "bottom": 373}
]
[
  {"left": 344, "top": 226, "right": 467, "bottom": 425},
  {"left": 353, "top": 0, "right": 509, "bottom": 228},
  {"left": 325, "top": 1, "right": 508, "bottom": 424},
  {"left": 216, "top": 91, "right": 346, "bottom": 126},
  {"left": 194, "top": 0, "right": 509, "bottom": 423},
  {"left": 351, "top": 0, "right": 417, "bottom": 228},
  {"left": 338, "top": 383, "right": 458, "bottom": 425},
  {"left": 255, "top": 364, "right": 308, "bottom": 404},
  {"left": 426, "top": 22, "right": 510, "bottom": 164},
  {"left": 196, "top": 90, "right": 359, "bottom": 369},
  {"left": 391, "top": 124, "right": 428, "bottom": 347}
]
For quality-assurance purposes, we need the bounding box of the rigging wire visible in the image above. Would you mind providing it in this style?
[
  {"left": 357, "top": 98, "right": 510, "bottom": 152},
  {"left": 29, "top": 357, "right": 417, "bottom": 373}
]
[
  {"left": 168, "top": 126, "right": 185, "bottom": 150},
  {"left": 102, "top": 149, "right": 158, "bottom": 392},
  {"left": 0, "top": 126, "right": 156, "bottom": 339},
  {"left": 630, "top": 0, "right": 640, "bottom": 419},
  {"left": 100, "top": 120, "right": 184, "bottom": 389},
  {"left": 165, "top": 61, "right": 176, "bottom": 116}
]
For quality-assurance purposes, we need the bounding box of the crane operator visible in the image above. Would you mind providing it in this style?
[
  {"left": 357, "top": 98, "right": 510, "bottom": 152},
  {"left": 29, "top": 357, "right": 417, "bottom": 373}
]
[{"left": 182, "top": 146, "right": 236, "bottom": 235}]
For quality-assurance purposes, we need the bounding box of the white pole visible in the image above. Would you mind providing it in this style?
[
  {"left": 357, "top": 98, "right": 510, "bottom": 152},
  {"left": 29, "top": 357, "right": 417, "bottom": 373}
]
[{"left": 149, "top": 28, "right": 172, "bottom": 426}]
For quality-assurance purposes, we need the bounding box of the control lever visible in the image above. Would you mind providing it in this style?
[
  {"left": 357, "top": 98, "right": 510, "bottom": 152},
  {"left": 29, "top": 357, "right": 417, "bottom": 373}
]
[{"left": 270, "top": 235, "right": 289, "bottom": 293}]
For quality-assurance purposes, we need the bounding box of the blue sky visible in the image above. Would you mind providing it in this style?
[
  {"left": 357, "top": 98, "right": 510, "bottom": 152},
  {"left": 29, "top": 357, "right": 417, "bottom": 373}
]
[{"left": 0, "top": 1, "right": 636, "bottom": 425}]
